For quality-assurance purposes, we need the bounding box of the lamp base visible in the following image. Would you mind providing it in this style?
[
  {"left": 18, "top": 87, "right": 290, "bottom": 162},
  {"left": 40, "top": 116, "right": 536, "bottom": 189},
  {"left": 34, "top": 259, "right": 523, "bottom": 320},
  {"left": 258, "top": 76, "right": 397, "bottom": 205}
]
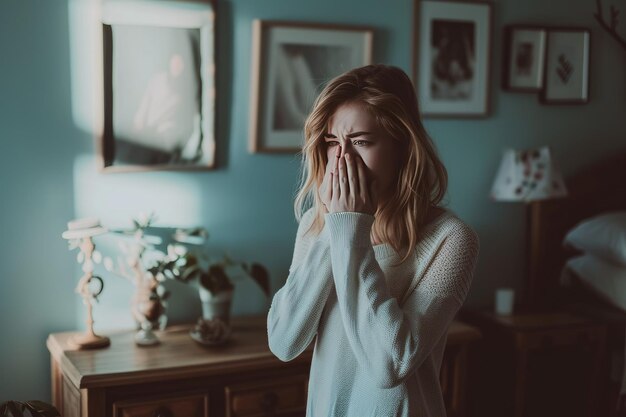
[{"left": 69, "top": 333, "right": 110, "bottom": 350}]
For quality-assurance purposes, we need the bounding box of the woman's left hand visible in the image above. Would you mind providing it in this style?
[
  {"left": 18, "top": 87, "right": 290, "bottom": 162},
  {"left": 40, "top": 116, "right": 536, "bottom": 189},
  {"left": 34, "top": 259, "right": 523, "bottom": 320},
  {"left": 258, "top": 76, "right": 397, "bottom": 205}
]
[{"left": 328, "top": 153, "right": 377, "bottom": 215}]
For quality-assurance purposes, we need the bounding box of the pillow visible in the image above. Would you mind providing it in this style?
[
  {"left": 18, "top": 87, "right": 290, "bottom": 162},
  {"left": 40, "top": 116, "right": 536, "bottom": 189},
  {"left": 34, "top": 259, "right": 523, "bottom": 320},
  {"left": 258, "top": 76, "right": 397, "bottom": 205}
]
[
  {"left": 563, "top": 254, "right": 626, "bottom": 312},
  {"left": 563, "top": 211, "right": 626, "bottom": 267}
]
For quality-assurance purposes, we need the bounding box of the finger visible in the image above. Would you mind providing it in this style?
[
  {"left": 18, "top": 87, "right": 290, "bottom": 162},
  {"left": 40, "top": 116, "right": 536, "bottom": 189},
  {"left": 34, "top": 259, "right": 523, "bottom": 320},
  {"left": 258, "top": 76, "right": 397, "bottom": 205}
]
[
  {"left": 333, "top": 145, "right": 340, "bottom": 174},
  {"left": 325, "top": 168, "right": 333, "bottom": 202},
  {"left": 323, "top": 156, "right": 332, "bottom": 187},
  {"left": 321, "top": 152, "right": 336, "bottom": 198},
  {"left": 344, "top": 153, "right": 359, "bottom": 196},
  {"left": 338, "top": 155, "right": 348, "bottom": 198},
  {"left": 324, "top": 152, "right": 337, "bottom": 175},
  {"left": 332, "top": 163, "right": 340, "bottom": 203}
]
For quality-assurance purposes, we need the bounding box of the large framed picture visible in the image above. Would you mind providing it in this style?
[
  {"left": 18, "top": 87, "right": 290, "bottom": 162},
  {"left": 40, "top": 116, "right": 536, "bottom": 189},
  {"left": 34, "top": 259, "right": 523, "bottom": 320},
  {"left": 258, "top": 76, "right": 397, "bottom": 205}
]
[
  {"left": 502, "top": 25, "right": 547, "bottom": 92},
  {"left": 540, "top": 28, "right": 591, "bottom": 105},
  {"left": 249, "top": 21, "right": 373, "bottom": 153},
  {"left": 413, "top": 0, "right": 492, "bottom": 118},
  {"left": 100, "top": 0, "right": 216, "bottom": 172}
]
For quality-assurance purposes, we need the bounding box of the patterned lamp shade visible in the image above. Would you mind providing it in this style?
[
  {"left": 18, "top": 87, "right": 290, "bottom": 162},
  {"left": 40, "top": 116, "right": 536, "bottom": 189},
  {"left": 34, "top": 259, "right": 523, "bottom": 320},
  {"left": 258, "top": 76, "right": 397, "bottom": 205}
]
[{"left": 490, "top": 146, "right": 568, "bottom": 202}]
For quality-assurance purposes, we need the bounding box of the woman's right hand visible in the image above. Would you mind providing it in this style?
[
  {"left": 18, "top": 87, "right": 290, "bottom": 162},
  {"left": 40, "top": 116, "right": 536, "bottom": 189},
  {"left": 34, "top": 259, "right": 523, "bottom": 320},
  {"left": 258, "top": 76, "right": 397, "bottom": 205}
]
[{"left": 318, "top": 146, "right": 340, "bottom": 212}]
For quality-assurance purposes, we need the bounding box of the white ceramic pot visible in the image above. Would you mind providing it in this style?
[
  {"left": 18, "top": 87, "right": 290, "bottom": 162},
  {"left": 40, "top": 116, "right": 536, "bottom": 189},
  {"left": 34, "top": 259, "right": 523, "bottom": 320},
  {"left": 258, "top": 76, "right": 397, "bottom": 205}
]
[{"left": 199, "top": 287, "right": 233, "bottom": 325}]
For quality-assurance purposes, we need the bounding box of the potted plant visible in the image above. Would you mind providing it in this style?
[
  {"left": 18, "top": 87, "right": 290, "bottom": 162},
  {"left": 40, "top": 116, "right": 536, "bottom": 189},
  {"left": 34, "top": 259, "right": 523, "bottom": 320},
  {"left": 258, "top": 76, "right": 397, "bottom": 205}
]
[
  {"left": 102, "top": 213, "right": 270, "bottom": 345},
  {"left": 154, "top": 227, "right": 271, "bottom": 326}
]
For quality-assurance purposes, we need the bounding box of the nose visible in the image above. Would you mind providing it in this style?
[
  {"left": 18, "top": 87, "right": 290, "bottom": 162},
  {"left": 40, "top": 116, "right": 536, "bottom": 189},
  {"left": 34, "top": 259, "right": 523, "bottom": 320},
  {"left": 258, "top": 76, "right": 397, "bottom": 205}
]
[{"left": 339, "top": 140, "right": 353, "bottom": 158}]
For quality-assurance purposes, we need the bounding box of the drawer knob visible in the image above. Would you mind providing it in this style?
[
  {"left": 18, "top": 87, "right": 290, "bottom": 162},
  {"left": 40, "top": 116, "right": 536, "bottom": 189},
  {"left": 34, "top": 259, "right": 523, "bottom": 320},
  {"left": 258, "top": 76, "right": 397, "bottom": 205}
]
[
  {"left": 153, "top": 406, "right": 174, "bottom": 417},
  {"left": 260, "top": 391, "right": 279, "bottom": 412}
]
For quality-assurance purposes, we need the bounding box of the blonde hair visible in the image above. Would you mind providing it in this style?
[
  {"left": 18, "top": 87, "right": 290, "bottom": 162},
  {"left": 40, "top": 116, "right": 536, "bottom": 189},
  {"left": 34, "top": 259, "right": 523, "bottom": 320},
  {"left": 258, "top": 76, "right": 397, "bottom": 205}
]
[{"left": 294, "top": 64, "right": 448, "bottom": 263}]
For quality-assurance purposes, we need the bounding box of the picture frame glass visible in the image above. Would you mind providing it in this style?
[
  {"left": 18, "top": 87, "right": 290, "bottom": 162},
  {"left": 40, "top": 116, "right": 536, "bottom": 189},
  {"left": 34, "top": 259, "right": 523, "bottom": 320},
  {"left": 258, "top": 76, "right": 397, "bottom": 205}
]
[
  {"left": 101, "top": 1, "right": 215, "bottom": 171},
  {"left": 543, "top": 31, "right": 590, "bottom": 102},
  {"left": 251, "top": 23, "right": 373, "bottom": 152},
  {"left": 416, "top": 1, "right": 491, "bottom": 117},
  {"left": 507, "top": 29, "right": 546, "bottom": 90}
]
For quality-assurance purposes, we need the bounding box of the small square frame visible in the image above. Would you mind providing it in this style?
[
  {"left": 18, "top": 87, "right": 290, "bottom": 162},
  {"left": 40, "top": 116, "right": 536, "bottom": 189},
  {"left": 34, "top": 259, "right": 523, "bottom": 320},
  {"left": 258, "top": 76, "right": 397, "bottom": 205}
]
[
  {"left": 502, "top": 25, "right": 547, "bottom": 92},
  {"left": 540, "top": 27, "right": 591, "bottom": 105}
]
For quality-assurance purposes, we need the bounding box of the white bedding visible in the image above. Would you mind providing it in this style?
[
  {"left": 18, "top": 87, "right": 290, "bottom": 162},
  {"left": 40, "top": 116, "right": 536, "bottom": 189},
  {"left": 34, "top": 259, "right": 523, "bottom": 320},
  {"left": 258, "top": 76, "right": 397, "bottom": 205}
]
[{"left": 562, "top": 254, "right": 626, "bottom": 312}]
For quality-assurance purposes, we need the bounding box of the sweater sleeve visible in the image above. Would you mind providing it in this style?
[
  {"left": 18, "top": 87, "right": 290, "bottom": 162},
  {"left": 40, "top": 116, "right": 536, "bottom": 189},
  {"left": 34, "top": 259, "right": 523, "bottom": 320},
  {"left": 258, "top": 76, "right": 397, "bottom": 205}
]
[
  {"left": 267, "top": 209, "right": 334, "bottom": 362},
  {"left": 325, "top": 212, "right": 479, "bottom": 389}
]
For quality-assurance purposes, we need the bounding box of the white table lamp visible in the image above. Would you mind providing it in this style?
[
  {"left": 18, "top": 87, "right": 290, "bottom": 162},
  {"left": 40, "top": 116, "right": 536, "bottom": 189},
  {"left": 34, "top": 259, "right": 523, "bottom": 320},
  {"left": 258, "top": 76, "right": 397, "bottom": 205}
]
[
  {"left": 490, "top": 146, "right": 568, "bottom": 310},
  {"left": 490, "top": 146, "right": 568, "bottom": 203}
]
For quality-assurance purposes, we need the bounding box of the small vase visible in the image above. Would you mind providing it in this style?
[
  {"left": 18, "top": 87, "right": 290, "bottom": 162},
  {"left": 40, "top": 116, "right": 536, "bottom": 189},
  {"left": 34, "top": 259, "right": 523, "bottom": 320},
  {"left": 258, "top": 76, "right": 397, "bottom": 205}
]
[
  {"left": 199, "top": 287, "right": 233, "bottom": 325},
  {"left": 131, "top": 274, "right": 168, "bottom": 346}
]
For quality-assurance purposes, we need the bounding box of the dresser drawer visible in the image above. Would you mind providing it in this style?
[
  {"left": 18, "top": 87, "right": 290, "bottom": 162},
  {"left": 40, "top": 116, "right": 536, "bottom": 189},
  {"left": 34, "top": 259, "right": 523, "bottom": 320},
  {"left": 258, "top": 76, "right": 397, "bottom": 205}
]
[
  {"left": 113, "top": 392, "right": 210, "bottom": 417},
  {"left": 225, "top": 374, "right": 308, "bottom": 417}
]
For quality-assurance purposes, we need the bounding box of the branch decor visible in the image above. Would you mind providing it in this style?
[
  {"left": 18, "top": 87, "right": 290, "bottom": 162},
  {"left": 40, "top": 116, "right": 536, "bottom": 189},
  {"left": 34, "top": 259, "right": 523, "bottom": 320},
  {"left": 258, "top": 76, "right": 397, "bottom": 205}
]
[{"left": 594, "top": 0, "right": 626, "bottom": 51}]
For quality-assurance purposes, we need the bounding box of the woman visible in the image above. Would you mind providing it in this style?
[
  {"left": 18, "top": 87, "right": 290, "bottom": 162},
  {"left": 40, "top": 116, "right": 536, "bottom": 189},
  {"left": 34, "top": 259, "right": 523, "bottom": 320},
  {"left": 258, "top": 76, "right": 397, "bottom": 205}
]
[{"left": 267, "top": 64, "right": 479, "bottom": 417}]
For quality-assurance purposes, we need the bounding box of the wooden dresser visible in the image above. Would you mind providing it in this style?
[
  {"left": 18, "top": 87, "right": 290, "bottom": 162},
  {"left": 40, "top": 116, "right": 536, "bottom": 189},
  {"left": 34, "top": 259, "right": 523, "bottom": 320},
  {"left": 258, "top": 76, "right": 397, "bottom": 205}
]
[{"left": 48, "top": 315, "right": 480, "bottom": 417}]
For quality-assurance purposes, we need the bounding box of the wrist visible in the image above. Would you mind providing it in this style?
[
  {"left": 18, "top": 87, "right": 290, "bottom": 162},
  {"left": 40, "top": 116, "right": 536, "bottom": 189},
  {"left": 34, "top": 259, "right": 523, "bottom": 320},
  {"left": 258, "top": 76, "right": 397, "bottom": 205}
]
[{"left": 324, "top": 212, "right": 374, "bottom": 248}]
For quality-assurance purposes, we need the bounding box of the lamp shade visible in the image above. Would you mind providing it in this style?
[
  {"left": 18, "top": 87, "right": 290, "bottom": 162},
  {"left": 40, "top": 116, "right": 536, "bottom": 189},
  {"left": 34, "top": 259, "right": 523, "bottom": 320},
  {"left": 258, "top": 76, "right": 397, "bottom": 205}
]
[{"left": 490, "top": 146, "right": 567, "bottom": 202}]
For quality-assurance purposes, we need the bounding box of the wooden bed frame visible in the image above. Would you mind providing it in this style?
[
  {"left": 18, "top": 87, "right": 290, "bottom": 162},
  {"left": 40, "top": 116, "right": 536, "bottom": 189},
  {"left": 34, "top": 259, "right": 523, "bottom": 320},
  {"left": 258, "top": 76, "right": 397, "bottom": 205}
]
[{"left": 528, "top": 149, "right": 626, "bottom": 416}]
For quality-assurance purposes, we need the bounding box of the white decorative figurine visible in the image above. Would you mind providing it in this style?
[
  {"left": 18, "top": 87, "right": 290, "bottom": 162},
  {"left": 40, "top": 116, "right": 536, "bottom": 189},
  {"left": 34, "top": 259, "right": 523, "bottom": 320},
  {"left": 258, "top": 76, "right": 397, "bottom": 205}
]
[{"left": 62, "top": 217, "right": 110, "bottom": 349}]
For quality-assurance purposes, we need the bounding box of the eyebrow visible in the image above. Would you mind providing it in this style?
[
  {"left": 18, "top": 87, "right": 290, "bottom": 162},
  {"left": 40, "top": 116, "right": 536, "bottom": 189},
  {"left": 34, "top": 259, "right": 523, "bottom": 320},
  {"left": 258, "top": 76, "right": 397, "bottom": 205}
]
[{"left": 323, "top": 131, "right": 372, "bottom": 139}]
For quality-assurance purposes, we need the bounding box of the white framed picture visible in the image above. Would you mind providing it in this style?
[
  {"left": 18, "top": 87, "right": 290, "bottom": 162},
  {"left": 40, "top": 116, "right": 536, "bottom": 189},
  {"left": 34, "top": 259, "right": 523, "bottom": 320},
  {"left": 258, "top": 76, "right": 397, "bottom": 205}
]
[
  {"left": 100, "top": 0, "right": 216, "bottom": 172},
  {"left": 540, "top": 28, "right": 591, "bottom": 105},
  {"left": 249, "top": 21, "right": 373, "bottom": 153},
  {"left": 502, "top": 25, "right": 547, "bottom": 92},
  {"left": 413, "top": 0, "right": 492, "bottom": 117}
]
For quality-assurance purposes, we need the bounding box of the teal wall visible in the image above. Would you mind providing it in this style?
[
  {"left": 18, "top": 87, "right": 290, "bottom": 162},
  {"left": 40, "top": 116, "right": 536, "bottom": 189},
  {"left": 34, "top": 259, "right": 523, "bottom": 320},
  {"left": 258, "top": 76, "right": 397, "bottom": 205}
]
[{"left": 1, "top": 0, "right": 624, "bottom": 402}]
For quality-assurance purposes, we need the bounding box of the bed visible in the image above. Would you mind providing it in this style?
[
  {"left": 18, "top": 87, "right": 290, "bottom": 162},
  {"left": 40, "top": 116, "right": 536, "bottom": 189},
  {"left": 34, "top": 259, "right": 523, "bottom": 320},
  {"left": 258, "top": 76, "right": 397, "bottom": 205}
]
[{"left": 527, "top": 149, "right": 626, "bottom": 416}]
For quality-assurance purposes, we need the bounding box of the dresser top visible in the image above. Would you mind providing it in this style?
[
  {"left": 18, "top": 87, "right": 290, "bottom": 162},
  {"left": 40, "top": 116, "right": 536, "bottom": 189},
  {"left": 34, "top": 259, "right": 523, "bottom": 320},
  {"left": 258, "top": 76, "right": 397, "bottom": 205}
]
[
  {"left": 47, "top": 315, "right": 295, "bottom": 389},
  {"left": 48, "top": 315, "right": 479, "bottom": 389}
]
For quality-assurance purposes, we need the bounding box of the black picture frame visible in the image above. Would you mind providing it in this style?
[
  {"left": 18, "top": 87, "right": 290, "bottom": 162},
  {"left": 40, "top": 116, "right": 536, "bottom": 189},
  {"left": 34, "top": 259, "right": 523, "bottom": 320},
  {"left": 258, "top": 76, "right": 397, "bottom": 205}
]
[
  {"left": 412, "top": 0, "right": 493, "bottom": 118},
  {"left": 502, "top": 25, "right": 547, "bottom": 93}
]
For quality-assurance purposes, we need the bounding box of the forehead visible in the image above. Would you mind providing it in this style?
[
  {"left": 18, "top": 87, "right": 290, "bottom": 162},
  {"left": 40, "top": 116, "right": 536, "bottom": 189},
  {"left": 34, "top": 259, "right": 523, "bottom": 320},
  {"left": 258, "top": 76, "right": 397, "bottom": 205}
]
[{"left": 327, "top": 102, "right": 376, "bottom": 132}]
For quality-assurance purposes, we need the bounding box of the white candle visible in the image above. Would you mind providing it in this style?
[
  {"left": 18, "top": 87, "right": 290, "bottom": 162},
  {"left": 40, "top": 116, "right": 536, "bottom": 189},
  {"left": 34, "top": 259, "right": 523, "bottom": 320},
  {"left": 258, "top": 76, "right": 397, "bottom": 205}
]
[{"left": 495, "top": 288, "right": 515, "bottom": 315}]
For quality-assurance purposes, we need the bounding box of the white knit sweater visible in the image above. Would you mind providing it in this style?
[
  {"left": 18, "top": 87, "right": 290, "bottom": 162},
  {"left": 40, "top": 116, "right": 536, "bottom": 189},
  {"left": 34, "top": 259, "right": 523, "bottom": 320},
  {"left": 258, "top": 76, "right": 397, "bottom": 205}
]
[{"left": 267, "top": 208, "right": 479, "bottom": 417}]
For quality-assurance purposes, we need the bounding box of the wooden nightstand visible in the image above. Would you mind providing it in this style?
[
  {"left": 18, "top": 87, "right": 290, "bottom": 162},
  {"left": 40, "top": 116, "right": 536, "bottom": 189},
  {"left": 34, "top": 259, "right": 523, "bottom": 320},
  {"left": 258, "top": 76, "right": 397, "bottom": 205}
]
[
  {"left": 48, "top": 315, "right": 480, "bottom": 417},
  {"left": 460, "top": 309, "right": 606, "bottom": 417}
]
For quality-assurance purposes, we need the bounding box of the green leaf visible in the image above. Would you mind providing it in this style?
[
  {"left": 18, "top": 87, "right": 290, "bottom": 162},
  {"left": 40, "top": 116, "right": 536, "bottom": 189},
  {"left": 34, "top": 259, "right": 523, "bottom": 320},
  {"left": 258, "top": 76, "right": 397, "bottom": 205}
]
[
  {"left": 249, "top": 263, "right": 270, "bottom": 298},
  {"left": 185, "top": 254, "right": 198, "bottom": 267},
  {"left": 199, "top": 265, "right": 234, "bottom": 295},
  {"left": 181, "top": 266, "right": 200, "bottom": 282}
]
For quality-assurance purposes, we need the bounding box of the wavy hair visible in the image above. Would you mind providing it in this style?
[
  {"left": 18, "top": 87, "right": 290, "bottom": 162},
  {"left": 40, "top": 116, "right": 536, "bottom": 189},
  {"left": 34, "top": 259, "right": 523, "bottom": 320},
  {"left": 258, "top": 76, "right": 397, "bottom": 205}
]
[{"left": 294, "top": 64, "right": 448, "bottom": 262}]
